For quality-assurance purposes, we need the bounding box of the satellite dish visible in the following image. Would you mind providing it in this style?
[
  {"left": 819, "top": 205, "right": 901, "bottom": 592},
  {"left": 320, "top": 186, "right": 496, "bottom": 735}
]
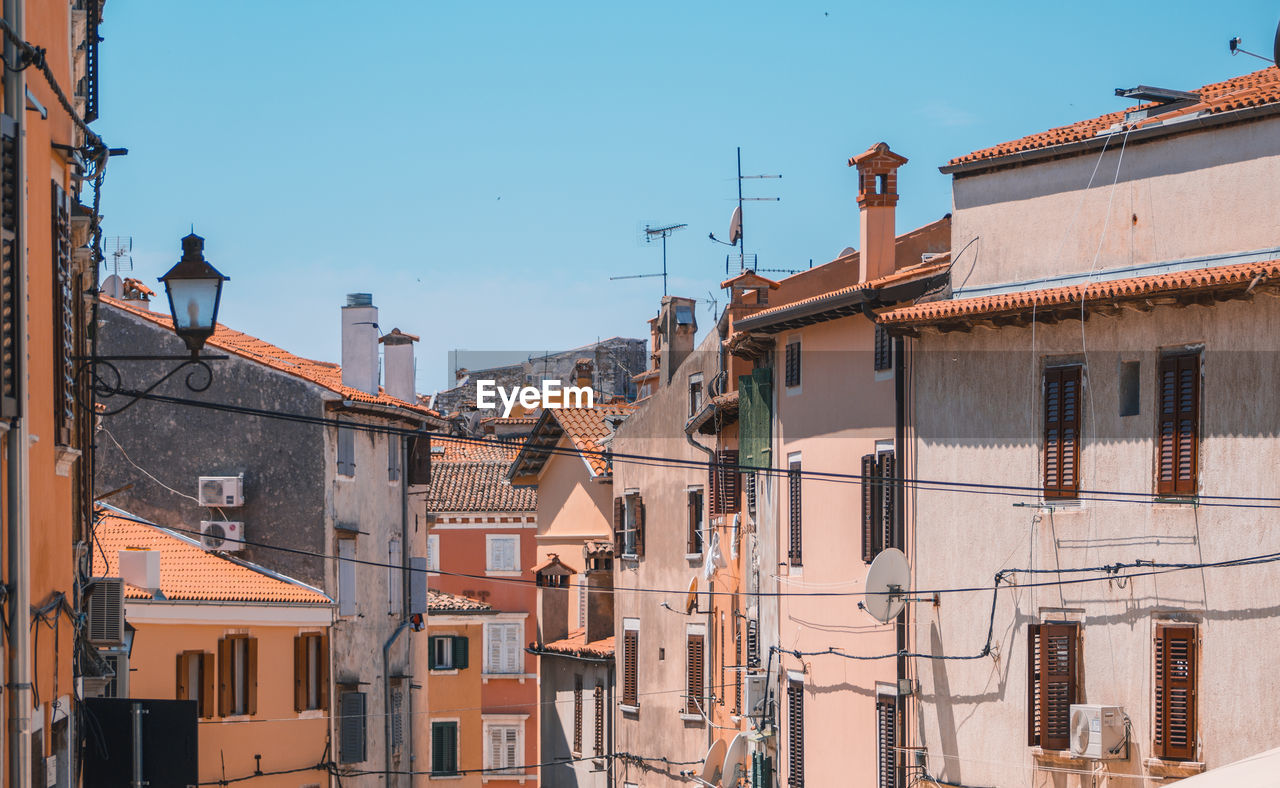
[
  {"left": 728, "top": 206, "right": 742, "bottom": 245},
  {"left": 863, "top": 548, "right": 910, "bottom": 623},
  {"left": 720, "top": 733, "right": 749, "bottom": 788},
  {"left": 1273, "top": 17, "right": 1279, "bottom": 67},
  {"left": 686, "top": 576, "right": 699, "bottom": 614},
  {"left": 697, "top": 738, "right": 727, "bottom": 784},
  {"left": 101, "top": 274, "right": 124, "bottom": 299},
  {"left": 838, "top": 247, "right": 856, "bottom": 259}
]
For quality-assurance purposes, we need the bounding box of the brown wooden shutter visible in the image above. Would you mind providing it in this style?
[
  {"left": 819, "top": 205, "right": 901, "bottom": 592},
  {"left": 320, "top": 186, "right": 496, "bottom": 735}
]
[
  {"left": 319, "top": 633, "right": 330, "bottom": 710},
  {"left": 788, "top": 461, "right": 802, "bottom": 566},
  {"left": 573, "top": 675, "right": 583, "bottom": 753},
  {"left": 1038, "top": 623, "right": 1077, "bottom": 750},
  {"left": 1157, "top": 354, "right": 1199, "bottom": 496},
  {"left": 1027, "top": 624, "right": 1041, "bottom": 747},
  {"left": 200, "top": 653, "right": 216, "bottom": 718},
  {"left": 217, "top": 637, "right": 233, "bottom": 717},
  {"left": 688, "top": 491, "right": 702, "bottom": 554},
  {"left": 51, "top": 181, "right": 74, "bottom": 446},
  {"left": 876, "top": 698, "right": 897, "bottom": 788},
  {"left": 1154, "top": 625, "right": 1197, "bottom": 760},
  {"left": 685, "top": 635, "right": 705, "bottom": 714},
  {"left": 634, "top": 496, "right": 645, "bottom": 558},
  {"left": 613, "top": 497, "right": 625, "bottom": 552},
  {"left": 785, "top": 341, "right": 801, "bottom": 387},
  {"left": 1044, "top": 366, "right": 1081, "bottom": 498},
  {"left": 861, "top": 454, "right": 879, "bottom": 563},
  {"left": 879, "top": 452, "right": 897, "bottom": 551},
  {"left": 874, "top": 325, "right": 893, "bottom": 372},
  {"left": 407, "top": 435, "right": 432, "bottom": 485},
  {"left": 746, "top": 619, "right": 760, "bottom": 668},
  {"left": 714, "top": 450, "right": 740, "bottom": 514},
  {"left": 623, "top": 630, "right": 638, "bottom": 707},
  {"left": 787, "top": 679, "right": 804, "bottom": 786},
  {"left": 176, "top": 653, "right": 188, "bottom": 700},
  {"left": 593, "top": 684, "right": 604, "bottom": 755},
  {"left": 247, "top": 637, "right": 259, "bottom": 716},
  {"left": 294, "top": 636, "right": 307, "bottom": 711},
  {"left": 0, "top": 115, "right": 20, "bottom": 419}
]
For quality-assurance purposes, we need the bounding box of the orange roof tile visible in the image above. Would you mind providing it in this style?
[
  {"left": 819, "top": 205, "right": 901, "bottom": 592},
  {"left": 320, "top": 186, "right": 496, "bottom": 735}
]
[
  {"left": 433, "top": 437, "right": 525, "bottom": 463},
  {"left": 744, "top": 260, "right": 951, "bottom": 322},
  {"left": 879, "top": 259, "right": 1280, "bottom": 327},
  {"left": 949, "top": 68, "right": 1280, "bottom": 167},
  {"left": 549, "top": 405, "right": 636, "bottom": 476},
  {"left": 101, "top": 296, "right": 439, "bottom": 419},
  {"left": 424, "top": 460, "right": 537, "bottom": 512},
  {"left": 427, "top": 589, "right": 492, "bottom": 613},
  {"left": 539, "top": 629, "right": 615, "bottom": 658},
  {"left": 91, "top": 507, "right": 331, "bottom": 604}
]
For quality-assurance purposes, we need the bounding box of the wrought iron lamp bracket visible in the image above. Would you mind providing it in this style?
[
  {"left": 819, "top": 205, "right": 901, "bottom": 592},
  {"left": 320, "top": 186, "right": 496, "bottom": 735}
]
[{"left": 73, "top": 353, "right": 228, "bottom": 416}]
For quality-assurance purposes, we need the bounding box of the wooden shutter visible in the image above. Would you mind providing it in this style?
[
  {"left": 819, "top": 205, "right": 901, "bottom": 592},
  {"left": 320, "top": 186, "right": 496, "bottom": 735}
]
[
  {"left": 874, "top": 325, "right": 893, "bottom": 372},
  {"left": 294, "top": 636, "right": 307, "bottom": 711},
  {"left": 876, "top": 698, "right": 897, "bottom": 788},
  {"left": 685, "top": 634, "right": 705, "bottom": 714},
  {"left": 246, "top": 637, "right": 259, "bottom": 716},
  {"left": 861, "top": 454, "right": 879, "bottom": 563},
  {"left": 51, "top": 181, "right": 74, "bottom": 446},
  {"left": 746, "top": 619, "right": 760, "bottom": 668},
  {"left": 432, "top": 721, "right": 456, "bottom": 774},
  {"left": 785, "top": 341, "right": 801, "bottom": 387},
  {"left": 318, "top": 634, "right": 330, "bottom": 710},
  {"left": 734, "top": 615, "right": 743, "bottom": 713},
  {"left": 1027, "top": 624, "right": 1041, "bottom": 747},
  {"left": 1157, "top": 354, "right": 1199, "bottom": 496},
  {"left": 201, "top": 653, "right": 216, "bottom": 718},
  {"left": 1037, "top": 623, "right": 1077, "bottom": 750},
  {"left": 388, "top": 435, "right": 400, "bottom": 481},
  {"left": 788, "top": 461, "right": 802, "bottom": 566},
  {"left": 593, "top": 684, "right": 605, "bottom": 755},
  {"left": 622, "top": 629, "right": 639, "bottom": 707},
  {"left": 453, "top": 634, "right": 469, "bottom": 670},
  {"left": 339, "top": 692, "right": 367, "bottom": 763},
  {"left": 688, "top": 491, "right": 702, "bottom": 554},
  {"left": 573, "top": 675, "right": 584, "bottom": 753},
  {"left": 1154, "top": 625, "right": 1197, "bottom": 760},
  {"left": 407, "top": 434, "right": 432, "bottom": 485},
  {"left": 1043, "top": 366, "right": 1081, "bottom": 498},
  {"left": 0, "top": 115, "right": 20, "bottom": 419},
  {"left": 787, "top": 680, "right": 804, "bottom": 786},
  {"left": 176, "top": 653, "right": 188, "bottom": 700},
  {"left": 613, "top": 496, "right": 625, "bottom": 552},
  {"left": 217, "top": 637, "right": 232, "bottom": 717},
  {"left": 711, "top": 450, "right": 740, "bottom": 515},
  {"left": 634, "top": 496, "right": 646, "bottom": 557},
  {"left": 879, "top": 452, "right": 897, "bottom": 551}
]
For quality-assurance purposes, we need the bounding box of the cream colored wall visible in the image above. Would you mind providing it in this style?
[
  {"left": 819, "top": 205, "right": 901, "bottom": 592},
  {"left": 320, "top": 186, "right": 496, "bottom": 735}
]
[{"left": 909, "top": 296, "right": 1280, "bottom": 786}]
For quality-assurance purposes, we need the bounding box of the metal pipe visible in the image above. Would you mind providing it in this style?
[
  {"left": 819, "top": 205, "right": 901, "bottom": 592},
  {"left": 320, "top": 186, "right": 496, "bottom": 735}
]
[
  {"left": 399, "top": 432, "right": 413, "bottom": 784},
  {"left": 382, "top": 621, "right": 408, "bottom": 787},
  {"left": 130, "top": 703, "right": 144, "bottom": 787}
]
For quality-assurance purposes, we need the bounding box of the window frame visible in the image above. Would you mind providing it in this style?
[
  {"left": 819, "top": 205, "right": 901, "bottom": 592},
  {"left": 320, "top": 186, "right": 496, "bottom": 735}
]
[
  {"left": 430, "top": 719, "right": 459, "bottom": 776},
  {"left": 337, "top": 538, "right": 357, "bottom": 617},
  {"left": 1043, "top": 364, "right": 1082, "bottom": 499},
  {"left": 1156, "top": 350, "right": 1201, "bottom": 498},
  {"left": 873, "top": 324, "right": 894, "bottom": 375},
  {"left": 176, "top": 649, "right": 216, "bottom": 718},
  {"left": 784, "top": 338, "right": 801, "bottom": 390},
  {"left": 1026, "top": 622, "right": 1079, "bottom": 751},
  {"left": 483, "top": 621, "right": 524, "bottom": 675},
  {"left": 336, "top": 425, "right": 356, "bottom": 478},
  {"left": 688, "top": 372, "right": 704, "bottom": 418},
  {"left": 486, "top": 534, "right": 521, "bottom": 574},
  {"left": 483, "top": 720, "right": 523, "bottom": 775},
  {"left": 217, "top": 634, "right": 257, "bottom": 718},
  {"left": 686, "top": 486, "right": 705, "bottom": 556},
  {"left": 293, "top": 632, "right": 329, "bottom": 712},
  {"left": 861, "top": 445, "right": 898, "bottom": 564},
  {"left": 683, "top": 625, "right": 707, "bottom": 718},
  {"left": 427, "top": 533, "right": 440, "bottom": 572}
]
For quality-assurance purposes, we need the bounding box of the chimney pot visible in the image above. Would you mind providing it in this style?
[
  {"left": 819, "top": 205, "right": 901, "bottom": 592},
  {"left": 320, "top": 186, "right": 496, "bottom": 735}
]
[{"left": 341, "top": 293, "right": 380, "bottom": 395}]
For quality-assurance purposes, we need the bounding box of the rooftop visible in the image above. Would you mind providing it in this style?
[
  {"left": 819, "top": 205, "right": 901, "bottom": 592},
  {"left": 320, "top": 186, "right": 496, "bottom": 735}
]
[
  {"left": 424, "top": 459, "right": 537, "bottom": 513},
  {"left": 538, "top": 629, "right": 615, "bottom": 659},
  {"left": 509, "top": 404, "right": 636, "bottom": 481},
  {"left": 428, "top": 589, "right": 492, "bottom": 614}
]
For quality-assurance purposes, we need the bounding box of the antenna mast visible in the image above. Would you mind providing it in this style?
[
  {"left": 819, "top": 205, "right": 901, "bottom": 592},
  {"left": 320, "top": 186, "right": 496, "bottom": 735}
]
[
  {"left": 710, "top": 147, "right": 780, "bottom": 274},
  {"left": 610, "top": 222, "right": 687, "bottom": 295}
]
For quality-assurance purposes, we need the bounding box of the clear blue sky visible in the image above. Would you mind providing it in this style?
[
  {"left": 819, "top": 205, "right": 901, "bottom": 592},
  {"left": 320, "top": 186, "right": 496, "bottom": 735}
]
[{"left": 95, "top": 2, "right": 1279, "bottom": 394}]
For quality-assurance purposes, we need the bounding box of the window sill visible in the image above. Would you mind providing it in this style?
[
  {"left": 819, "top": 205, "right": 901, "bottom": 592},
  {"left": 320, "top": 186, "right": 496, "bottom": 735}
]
[
  {"left": 485, "top": 570, "right": 523, "bottom": 578},
  {"left": 1143, "top": 758, "right": 1205, "bottom": 778},
  {"left": 480, "top": 774, "right": 533, "bottom": 784},
  {"left": 482, "top": 673, "right": 535, "bottom": 684},
  {"left": 1030, "top": 747, "right": 1088, "bottom": 765},
  {"left": 298, "top": 709, "right": 325, "bottom": 719},
  {"left": 53, "top": 445, "right": 80, "bottom": 477},
  {"left": 679, "top": 712, "right": 704, "bottom": 723},
  {"left": 619, "top": 704, "right": 639, "bottom": 715},
  {"left": 685, "top": 553, "right": 703, "bottom": 561},
  {"left": 220, "top": 714, "right": 252, "bottom": 723},
  {"left": 874, "top": 368, "right": 894, "bottom": 382},
  {"left": 1153, "top": 496, "right": 1199, "bottom": 507},
  {"left": 620, "top": 554, "right": 639, "bottom": 565},
  {"left": 429, "top": 668, "right": 459, "bottom": 675},
  {"left": 429, "top": 774, "right": 462, "bottom": 780}
]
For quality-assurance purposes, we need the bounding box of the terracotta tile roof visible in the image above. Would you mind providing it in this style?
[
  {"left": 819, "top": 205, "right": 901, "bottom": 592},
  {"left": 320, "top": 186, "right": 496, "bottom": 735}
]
[
  {"left": 428, "top": 589, "right": 492, "bottom": 613},
  {"left": 744, "top": 260, "right": 951, "bottom": 322},
  {"left": 538, "top": 629, "right": 615, "bottom": 659},
  {"left": 950, "top": 68, "right": 1280, "bottom": 167},
  {"left": 424, "top": 460, "right": 537, "bottom": 512},
  {"left": 549, "top": 405, "right": 636, "bottom": 476},
  {"left": 101, "top": 296, "right": 439, "bottom": 420},
  {"left": 433, "top": 437, "right": 525, "bottom": 463},
  {"left": 879, "top": 259, "right": 1280, "bottom": 328},
  {"left": 91, "top": 507, "right": 331, "bottom": 604}
]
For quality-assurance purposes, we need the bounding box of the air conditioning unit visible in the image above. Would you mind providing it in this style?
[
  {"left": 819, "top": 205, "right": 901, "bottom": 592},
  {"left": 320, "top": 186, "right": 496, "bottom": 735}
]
[
  {"left": 86, "top": 577, "right": 124, "bottom": 645},
  {"left": 198, "top": 476, "right": 244, "bottom": 507},
  {"left": 742, "top": 672, "right": 768, "bottom": 719},
  {"left": 1069, "top": 704, "right": 1127, "bottom": 760},
  {"left": 200, "top": 521, "right": 245, "bottom": 552}
]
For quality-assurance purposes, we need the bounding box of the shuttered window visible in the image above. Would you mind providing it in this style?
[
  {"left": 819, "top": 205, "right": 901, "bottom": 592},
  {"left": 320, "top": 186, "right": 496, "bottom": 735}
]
[
  {"left": 175, "top": 650, "right": 216, "bottom": 718},
  {"left": 387, "top": 435, "right": 401, "bottom": 482},
  {"left": 0, "top": 116, "right": 20, "bottom": 419},
  {"left": 487, "top": 535, "right": 519, "bottom": 572},
  {"left": 785, "top": 340, "right": 801, "bottom": 387},
  {"left": 685, "top": 634, "right": 706, "bottom": 715},
  {"left": 408, "top": 434, "right": 432, "bottom": 485},
  {"left": 217, "top": 635, "right": 258, "bottom": 718},
  {"left": 337, "top": 538, "right": 357, "bottom": 617},
  {"left": 51, "top": 181, "right": 74, "bottom": 446},
  {"left": 337, "top": 426, "right": 356, "bottom": 477},
  {"left": 739, "top": 367, "right": 774, "bottom": 470},
  {"left": 787, "top": 679, "right": 805, "bottom": 786},
  {"left": 339, "top": 691, "right": 367, "bottom": 764},
  {"left": 687, "top": 489, "right": 704, "bottom": 554},
  {"left": 746, "top": 619, "right": 760, "bottom": 668},
  {"left": 622, "top": 628, "right": 639, "bottom": 708},
  {"left": 430, "top": 720, "right": 458, "bottom": 775},
  {"left": 430, "top": 635, "right": 469, "bottom": 670},
  {"left": 388, "top": 538, "right": 403, "bottom": 615},
  {"left": 787, "top": 460, "right": 802, "bottom": 566},
  {"left": 293, "top": 632, "right": 329, "bottom": 711},
  {"left": 390, "top": 686, "right": 405, "bottom": 755},
  {"left": 593, "top": 684, "right": 605, "bottom": 755},
  {"left": 861, "top": 451, "right": 898, "bottom": 563},
  {"left": 709, "top": 450, "right": 740, "bottom": 515},
  {"left": 573, "top": 674, "right": 584, "bottom": 754},
  {"left": 1154, "top": 625, "right": 1197, "bottom": 761},
  {"left": 1043, "top": 366, "right": 1082, "bottom": 499},
  {"left": 486, "top": 723, "right": 520, "bottom": 773},
  {"left": 734, "top": 613, "right": 743, "bottom": 714},
  {"left": 1027, "top": 623, "right": 1078, "bottom": 750},
  {"left": 873, "top": 325, "right": 893, "bottom": 372},
  {"left": 1157, "top": 353, "right": 1200, "bottom": 497},
  {"left": 876, "top": 698, "right": 898, "bottom": 788},
  {"left": 485, "top": 623, "right": 523, "bottom": 674}
]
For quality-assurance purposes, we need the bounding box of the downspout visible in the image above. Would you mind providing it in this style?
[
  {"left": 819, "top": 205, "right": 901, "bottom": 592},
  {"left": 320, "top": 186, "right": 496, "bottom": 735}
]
[
  {"left": 893, "top": 335, "right": 908, "bottom": 757},
  {"left": 384, "top": 431, "right": 413, "bottom": 786},
  {"left": 383, "top": 622, "right": 409, "bottom": 787},
  {"left": 5, "top": 0, "right": 31, "bottom": 784}
]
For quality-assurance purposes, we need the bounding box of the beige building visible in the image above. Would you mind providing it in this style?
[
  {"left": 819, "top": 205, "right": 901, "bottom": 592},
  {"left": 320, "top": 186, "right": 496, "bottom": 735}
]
[{"left": 883, "top": 67, "right": 1280, "bottom": 787}]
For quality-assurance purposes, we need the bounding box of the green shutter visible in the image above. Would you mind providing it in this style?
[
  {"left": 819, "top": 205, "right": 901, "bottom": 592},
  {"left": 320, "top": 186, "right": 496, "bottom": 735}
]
[
  {"left": 739, "top": 367, "right": 773, "bottom": 470},
  {"left": 453, "top": 636, "right": 469, "bottom": 670}
]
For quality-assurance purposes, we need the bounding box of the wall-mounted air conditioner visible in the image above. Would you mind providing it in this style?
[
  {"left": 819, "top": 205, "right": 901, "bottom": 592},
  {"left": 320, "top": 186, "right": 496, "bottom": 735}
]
[
  {"left": 86, "top": 577, "right": 124, "bottom": 645},
  {"left": 1070, "top": 704, "right": 1127, "bottom": 760},
  {"left": 198, "top": 476, "right": 244, "bottom": 507},
  {"left": 200, "top": 521, "right": 245, "bottom": 552},
  {"left": 742, "top": 672, "right": 768, "bottom": 719}
]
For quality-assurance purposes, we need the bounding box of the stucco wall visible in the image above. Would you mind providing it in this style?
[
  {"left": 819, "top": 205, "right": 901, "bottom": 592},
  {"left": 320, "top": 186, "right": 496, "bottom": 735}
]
[{"left": 540, "top": 657, "right": 613, "bottom": 787}]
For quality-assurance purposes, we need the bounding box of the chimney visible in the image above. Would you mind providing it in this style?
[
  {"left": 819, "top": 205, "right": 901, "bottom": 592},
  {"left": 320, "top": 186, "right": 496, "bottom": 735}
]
[
  {"left": 535, "top": 554, "right": 575, "bottom": 645},
  {"left": 380, "top": 328, "right": 419, "bottom": 403},
  {"left": 849, "top": 142, "right": 908, "bottom": 283},
  {"left": 583, "top": 544, "right": 614, "bottom": 645},
  {"left": 573, "top": 358, "right": 594, "bottom": 390},
  {"left": 341, "top": 293, "right": 380, "bottom": 395},
  {"left": 657, "top": 296, "right": 697, "bottom": 386}
]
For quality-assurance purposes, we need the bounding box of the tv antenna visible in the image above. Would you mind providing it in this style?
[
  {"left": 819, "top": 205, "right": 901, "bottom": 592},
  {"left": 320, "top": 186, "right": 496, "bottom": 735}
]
[
  {"left": 104, "top": 236, "right": 133, "bottom": 277},
  {"left": 708, "top": 147, "right": 780, "bottom": 274},
  {"left": 611, "top": 222, "right": 686, "bottom": 295}
]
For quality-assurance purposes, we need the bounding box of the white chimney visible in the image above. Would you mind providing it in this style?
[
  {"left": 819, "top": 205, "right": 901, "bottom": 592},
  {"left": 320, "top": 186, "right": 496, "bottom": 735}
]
[
  {"left": 118, "top": 549, "right": 160, "bottom": 592},
  {"left": 341, "top": 293, "right": 380, "bottom": 395},
  {"left": 380, "top": 328, "right": 418, "bottom": 403}
]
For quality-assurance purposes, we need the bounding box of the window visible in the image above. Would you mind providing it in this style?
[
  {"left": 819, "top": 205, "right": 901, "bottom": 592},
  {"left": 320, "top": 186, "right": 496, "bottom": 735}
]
[
  {"left": 1154, "top": 624, "right": 1197, "bottom": 761},
  {"left": 337, "top": 426, "right": 356, "bottom": 477},
  {"left": 787, "top": 457, "right": 802, "bottom": 566},
  {"left": 687, "top": 488, "right": 704, "bottom": 555},
  {"left": 430, "top": 720, "right": 458, "bottom": 775},
  {"left": 339, "top": 691, "right": 367, "bottom": 763},
  {"left": 485, "top": 723, "right": 521, "bottom": 774},
  {"left": 217, "top": 635, "right": 257, "bottom": 717},
  {"left": 429, "top": 635, "right": 469, "bottom": 670},
  {"left": 51, "top": 181, "right": 74, "bottom": 446},
  {"left": 486, "top": 535, "right": 520, "bottom": 573},
  {"left": 388, "top": 435, "right": 401, "bottom": 482},
  {"left": 578, "top": 581, "right": 588, "bottom": 629},
  {"left": 388, "top": 538, "right": 403, "bottom": 616},
  {"left": 785, "top": 340, "right": 801, "bottom": 388},
  {"left": 484, "top": 622, "right": 523, "bottom": 674},
  {"left": 408, "top": 434, "right": 432, "bottom": 485},
  {"left": 709, "top": 450, "right": 740, "bottom": 515},
  {"left": 390, "top": 685, "right": 405, "bottom": 755},
  {"left": 861, "top": 449, "right": 898, "bottom": 563},
  {"left": 593, "top": 684, "right": 605, "bottom": 756},
  {"left": 685, "top": 631, "right": 706, "bottom": 716},
  {"left": 176, "top": 650, "right": 215, "bottom": 718},
  {"left": 1027, "top": 623, "right": 1079, "bottom": 750},
  {"left": 621, "top": 621, "right": 639, "bottom": 709},
  {"left": 337, "top": 539, "right": 357, "bottom": 617},
  {"left": 746, "top": 619, "right": 760, "bottom": 668},
  {"left": 1157, "top": 351, "right": 1200, "bottom": 496},
  {"left": 0, "top": 117, "right": 20, "bottom": 419},
  {"left": 876, "top": 697, "right": 898, "bottom": 788},
  {"left": 614, "top": 493, "right": 645, "bottom": 558},
  {"left": 1043, "top": 366, "right": 1082, "bottom": 499},
  {"left": 573, "top": 675, "right": 584, "bottom": 754},
  {"left": 874, "top": 324, "right": 894, "bottom": 372},
  {"left": 689, "top": 373, "right": 704, "bottom": 418},
  {"left": 787, "top": 678, "right": 805, "bottom": 786},
  {"left": 427, "top": 534, "right": 440, "bottom": 572},
  {"left": 293, "top": 633, "right": 328, "bottom": 712},
  {"left": 1119, "top": 360, "right": 1141, "bottom": 417}
]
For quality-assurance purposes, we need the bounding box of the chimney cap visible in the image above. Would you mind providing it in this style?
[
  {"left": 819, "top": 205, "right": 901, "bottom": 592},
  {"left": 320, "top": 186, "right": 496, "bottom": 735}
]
[
  {"left": 379, "top": 327, "right": 420, "bottom": 345},
  {"left": 848, "top": 141, "right": 908, "bottom": 169},
  {"left": 345, "top": 293, "right": 374, "bottom": 308}
]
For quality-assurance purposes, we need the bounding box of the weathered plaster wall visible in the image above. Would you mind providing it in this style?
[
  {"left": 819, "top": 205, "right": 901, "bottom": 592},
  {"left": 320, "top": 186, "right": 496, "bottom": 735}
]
[{"left": 540, "top": 657, "right": 613, "bottom": 787}]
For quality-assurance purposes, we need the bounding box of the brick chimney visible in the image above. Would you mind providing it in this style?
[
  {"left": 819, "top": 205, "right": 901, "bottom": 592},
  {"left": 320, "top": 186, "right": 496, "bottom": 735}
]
[
  {"left": 656, "top": 296, "right": 697, "bottom": 386},
  {"left": 535, "top": 554, "right": 575, "bottom": 645},
  {"left": 341, "top": 293, "right": 379, "bottom": 395},
  {"left": 380, "top": 328, "right": 418, "bottom": 403},
  {"left": 583, "top": 542, "right": 614, "bottom": 644},
  {"left": 574, "top": 358, "right": 594, "bottom": 390},
  {"left": 849, "top": 142, "right": 908, "bottom": 283}
]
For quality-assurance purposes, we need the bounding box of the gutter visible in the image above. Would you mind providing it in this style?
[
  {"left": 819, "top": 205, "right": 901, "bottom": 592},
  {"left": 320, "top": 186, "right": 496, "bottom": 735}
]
[
  {"left": 735, "top": 270, "right": 949, "bottom": 335},
  {"left": 524, "top": 645, "right": 615, "bottom": 664}
]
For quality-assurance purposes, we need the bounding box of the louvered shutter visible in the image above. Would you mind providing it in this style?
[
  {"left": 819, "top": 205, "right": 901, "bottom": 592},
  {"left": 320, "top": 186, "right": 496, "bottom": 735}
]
[
  {"left": 874, "top": 325, "right": 893, "bottom": 371},
  {"left": 685, "top": 635, "right": 705, "bottom": 714},
  {"left": 787, "top": 680, "right": 805, "bottom": 786},
  {"left": 1043, "top": 367, "right": 1081, "bottom": 498},
  {"left": 0, "top": 115, "right": 20, "bottom": 418},
  {"left": 407, "top": 434, "right": 432, "bottom": 485},
  {"left": 504, "top": 726, "right": 519, "bottom": 771},
  {"left": 507, "top": 624, "right": 522, "bottom": 673},
  {"left": 390, "top": 687, "right": 404, "bottom": 754},
  {"left": 622, "top": 630, "right": 639, "bottom": 707},
  {"left": 454, "top": 635, "right": 469, "bottom": 670},
  {"left": 785, "top": 341, "right": 801, "bottom": 387},
  {"left": 1038, "top": 623, "right": 1077, "bottom": 750},
  {"left": 746, "top": 619, "right": 760, "bottom": 668},
  {"left": 51, "top": 181, "right": 74, "bottom": 446},
  {"left": 879, "top": 452, "right": 897, "bottom": 552},
  {"left": 861, "top": 454, "right": 879, "bottom": 563},
  {"left": 1154, "top": 625, "right": 1197, "bottom": 760},
  {"left": 318, "top": 634, "right": 330, "bottom": 710},
  {"left": 293, "top": 636, "right": 307, "bottom": 711},
  {"left": 634, "top": 496, "right": 646, "bottom": 557},
  {"left": 488, "top": 625, "right": 502, "bottom": 672},
  {"left": 1027, "top": 624, "right": 1041, "bottom": 747},
  {"left": 339, "top": 691, "right": 366, "bottom": 763},
  {"left": 734, "top": 618, "right": 743, "bottom": 713},
  {"left": 788, "top": 461, "right": 802, "bottom": 566},
  {"left": 613, "top": 496, "right": 625, "bottom": 552},
  {"left": 201, "top": 653, "right": 216, "bottom": 718},
  {"left": 1157, "top": 354, "right": 1199, "bottom": 496},
  {"left": 593, "top": 684, "right": 605, "bottom": 755},
  {"left": 876, "top": 698, "right": 897, "bottom": 788},
  {"left": 176, "top": 653, "right": 188, "bottom": 700},
  {"left": 246, "top": 637, "right": 259, "bottom": 716},
  {"left": 217, "top": 637, "right": 233, "bottom": 717},
  {"left": 573, "top": 675, "right": 584, "bottom": 753},
  {"left": 432, "top": 721, "right": 458, "bottom": 774},
  {"left": 711, "top": 450, "right": 740, "bottom": 515}
]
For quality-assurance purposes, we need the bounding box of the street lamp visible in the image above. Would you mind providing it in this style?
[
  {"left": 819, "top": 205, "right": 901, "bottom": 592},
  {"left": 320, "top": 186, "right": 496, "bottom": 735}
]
[{"left": 158, "top": 233, "right": 229, "bottom": 356}]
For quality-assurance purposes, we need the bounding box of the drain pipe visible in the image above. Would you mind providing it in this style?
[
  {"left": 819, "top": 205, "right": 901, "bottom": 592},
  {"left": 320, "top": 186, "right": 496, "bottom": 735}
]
[
  {"left": 383, "top": 621, "right": 409, "bottom": 786},
  {"left": 384, "top": 433, "right": 414, "bottom": 786}
]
